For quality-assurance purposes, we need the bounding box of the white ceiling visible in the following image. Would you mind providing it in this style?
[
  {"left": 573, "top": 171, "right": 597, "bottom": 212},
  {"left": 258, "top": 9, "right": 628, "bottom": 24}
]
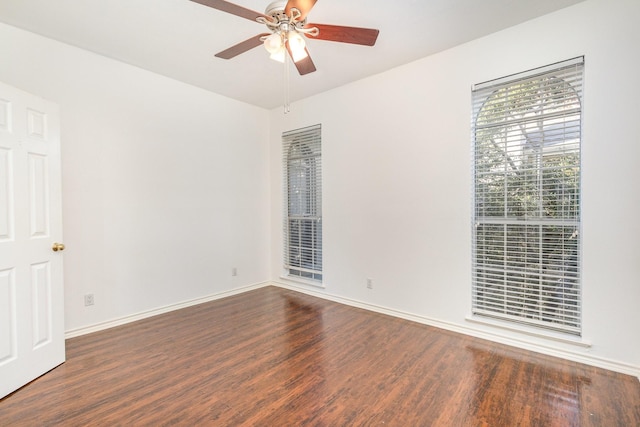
[{"left": 0, "top": 0, "right": 585, "bottom": 109}]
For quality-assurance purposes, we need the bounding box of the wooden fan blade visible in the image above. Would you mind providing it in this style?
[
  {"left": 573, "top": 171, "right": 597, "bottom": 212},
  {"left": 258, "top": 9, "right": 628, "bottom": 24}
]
[
  {"left": 190, "top": 0, "right": 268, "bottom": 22},
  {"left": 215, "top": 33, "right": 270, "bottom": 59},
  {"left": 306, "top": 23, "right": 379, "bottom": 46},
  {"left": 286, "top": 45, "right": 316, "bottom": 75},
  {"left": 285, "top": 0, "right": 317, "bottom": 22}
]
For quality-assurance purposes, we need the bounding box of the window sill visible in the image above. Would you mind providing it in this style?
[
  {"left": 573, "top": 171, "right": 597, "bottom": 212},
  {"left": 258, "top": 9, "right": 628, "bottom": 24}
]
[
  {"left": 465, "top": 315, "right": 591, "bottom": 348},
  {"left": 279, "top": 275, "right": 325, "bottom": 289}
]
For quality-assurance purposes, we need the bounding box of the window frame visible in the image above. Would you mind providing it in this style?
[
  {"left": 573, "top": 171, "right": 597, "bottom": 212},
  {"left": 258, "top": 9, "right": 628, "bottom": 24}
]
[
  {"left": 282, "top": 124, "right": 323, "bottom": 283},
  {"left": 471, "top": 57, "right": 584, "bottom": 335}
]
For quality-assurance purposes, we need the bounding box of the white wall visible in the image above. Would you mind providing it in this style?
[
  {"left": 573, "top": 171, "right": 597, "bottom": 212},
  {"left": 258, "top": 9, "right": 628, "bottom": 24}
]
[
  {"left": 270, "top": 0, "right": 640, "bottom": 375},
  {"left": 0, "top": 23, "right": 271, "bottom": 332}
]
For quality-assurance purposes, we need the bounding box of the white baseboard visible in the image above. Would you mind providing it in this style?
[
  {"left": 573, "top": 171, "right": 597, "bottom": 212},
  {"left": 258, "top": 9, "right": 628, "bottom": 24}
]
[
  {"left": 64, "top": 282, "right": 269, "bottom": 339},
  {"left": 270, "top": 280, "right": 640, "bottom": 379}
]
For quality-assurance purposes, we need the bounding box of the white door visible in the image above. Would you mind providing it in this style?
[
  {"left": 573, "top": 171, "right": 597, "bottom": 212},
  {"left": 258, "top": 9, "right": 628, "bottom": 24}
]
[{"left": 0, "top": 81, "right": 65, "bottom": 398}]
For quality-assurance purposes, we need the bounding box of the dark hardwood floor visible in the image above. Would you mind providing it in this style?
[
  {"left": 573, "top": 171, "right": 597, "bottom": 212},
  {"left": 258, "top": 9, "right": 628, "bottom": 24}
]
[{"left": 1, "top": 286, "right": 639, "bottom": 426}]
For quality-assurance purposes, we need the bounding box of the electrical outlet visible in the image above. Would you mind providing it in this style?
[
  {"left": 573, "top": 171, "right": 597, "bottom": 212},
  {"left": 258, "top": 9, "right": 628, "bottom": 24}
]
[
  {"left": 84, "top": 294, "right": 94, "bottom": 306},
  {"left": 232, "top": 267, "right": 238, "bottom": 277},
  {"left": 366, "top": 278, "right": 373, "bottom": 289}
]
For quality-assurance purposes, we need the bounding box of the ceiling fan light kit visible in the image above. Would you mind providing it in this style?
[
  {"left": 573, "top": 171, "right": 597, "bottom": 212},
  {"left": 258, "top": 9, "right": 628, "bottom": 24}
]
[{"left": 256, "top": 1, "right": 316, "bottom": 64}]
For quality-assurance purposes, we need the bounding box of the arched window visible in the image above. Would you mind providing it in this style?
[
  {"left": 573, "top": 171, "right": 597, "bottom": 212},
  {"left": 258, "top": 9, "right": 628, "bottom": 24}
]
[
  {"left": 471, "top": 57, "right": 583, "bottom": 334},
  {"left": 283, "top": 124, "right": 322, "bottom": 282}
]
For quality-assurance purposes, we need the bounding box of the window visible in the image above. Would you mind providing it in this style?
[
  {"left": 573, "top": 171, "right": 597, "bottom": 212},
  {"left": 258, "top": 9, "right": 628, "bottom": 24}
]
[
  {"left": 283, "top": 124, "right": 322, "bottom": 282},
  {"left": 471, "top": 57, "right": 584, "bottom": 335}
]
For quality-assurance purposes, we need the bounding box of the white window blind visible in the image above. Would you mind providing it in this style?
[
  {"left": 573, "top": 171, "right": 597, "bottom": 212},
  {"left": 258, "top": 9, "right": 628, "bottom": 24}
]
[
  {"left": 283, "top": 124, "right": 322, "bottom": 282},
  {"left": 471, "top": 57, "right": 583, "bottom": 335}
]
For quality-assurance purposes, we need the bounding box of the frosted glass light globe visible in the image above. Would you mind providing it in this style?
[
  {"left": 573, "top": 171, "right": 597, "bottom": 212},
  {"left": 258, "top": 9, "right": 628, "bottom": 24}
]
[
  {"left": 287, "top": 31, "right": 308, "bottom": 62},
  {"left": 264, "top": 33, "right": 283, "bottom": 54},
  {"left": 287, "top": 31, "right": 306, "bottom": 51},
  {"left": 270, "top": 47, "right": 285, "bottom": 63}
]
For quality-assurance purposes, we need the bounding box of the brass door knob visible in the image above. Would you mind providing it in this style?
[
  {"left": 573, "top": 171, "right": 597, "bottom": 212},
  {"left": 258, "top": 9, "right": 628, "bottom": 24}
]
[{"left": 52, "top": 242, "right": 65, "bottom": 252}]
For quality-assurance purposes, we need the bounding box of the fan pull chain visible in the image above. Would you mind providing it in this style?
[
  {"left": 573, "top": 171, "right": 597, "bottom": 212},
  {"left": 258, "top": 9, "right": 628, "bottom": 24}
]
[{"left": 283, "top": 49, "right": 291, "bottom": 114}]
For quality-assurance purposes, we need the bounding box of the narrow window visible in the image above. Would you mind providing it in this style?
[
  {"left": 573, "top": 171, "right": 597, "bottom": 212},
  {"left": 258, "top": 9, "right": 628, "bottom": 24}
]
[
  {"left": 471, "top": 57, "right": 583, "bottom": 335},
  {"left": 283, "top": 124, "right": 322, "bottom": 282}
]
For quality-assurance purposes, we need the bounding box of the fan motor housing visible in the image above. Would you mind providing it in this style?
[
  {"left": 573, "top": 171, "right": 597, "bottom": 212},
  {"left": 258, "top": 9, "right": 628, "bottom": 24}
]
[{"left": 265, "top": 1, "right": 288, "bottom": 21}]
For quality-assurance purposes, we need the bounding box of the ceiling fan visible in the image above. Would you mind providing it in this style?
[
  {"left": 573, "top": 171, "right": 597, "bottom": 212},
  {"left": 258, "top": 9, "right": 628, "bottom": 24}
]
[{"left": 190, "top": 0, "right": 380, "bottom": 75}]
